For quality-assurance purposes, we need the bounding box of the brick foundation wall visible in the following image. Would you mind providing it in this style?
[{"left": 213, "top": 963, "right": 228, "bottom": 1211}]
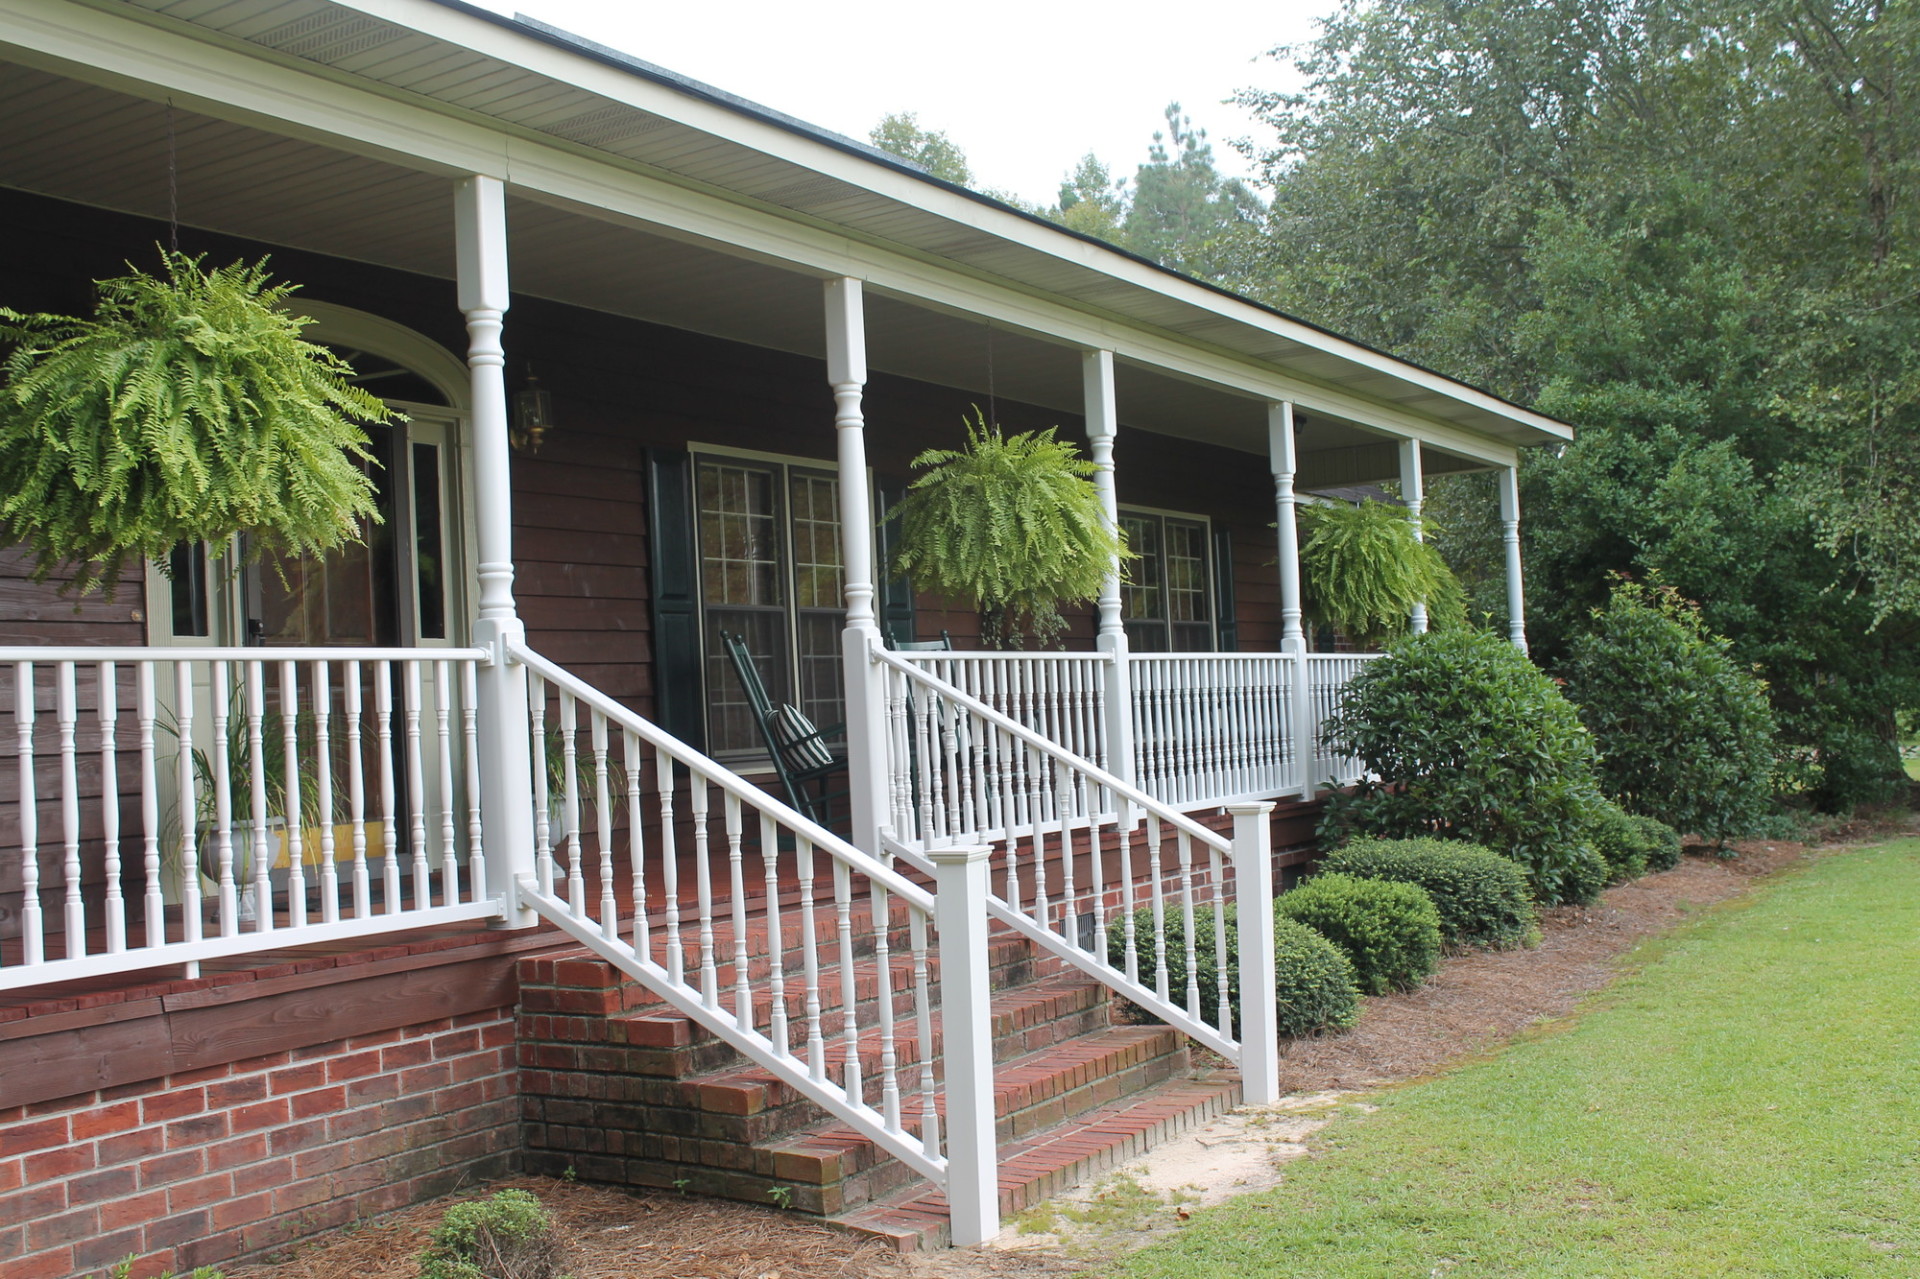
[{"left": 0, "top": 1009, "right": 519, "bottom": 1279}]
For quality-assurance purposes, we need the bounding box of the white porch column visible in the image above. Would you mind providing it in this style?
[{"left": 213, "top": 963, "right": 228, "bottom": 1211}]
[
  {"left": 1083, "top": 350, "right": 1135, "bottom": 789},
  {"left": 825, "top": 278, "right": 888, "bottom": 856},
  {"left": 1398, "top": 438, "right": 1427, "bottom": 635},
  {"left": 456, "top": 175, "right": 536, "bottom": 923},
  {"left": 1499, "top": 463, "right": 1528, "bottom": 653},
  {"left": 1269, "top": 403, "right": 1315, "bottom": 801}
]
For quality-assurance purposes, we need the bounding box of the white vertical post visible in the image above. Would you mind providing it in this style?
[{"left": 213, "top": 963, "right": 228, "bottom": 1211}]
[
  {"left": 930, "top": 844, "right": 999, "bottom": 1246},
  {"left": 1398, "top": 438, "right": 1427, "bottom": 636},
  {"left": 1270, "top": 403, "right": 1314, "bottom": 801},
  {"left": 1083, "top": 350, "right": 1135, "bottom": 792},
  {"left": 1498, "top": 463, "right": 1528, "bottom": 653},
  {"left": 826, "top": 278, "right": 889, "bottom": 857},
  {"left": 1229, "top": 802, "right": 1279, "bottom": 1105},
  {"left": 456, "top": 174, "right": 537, "bottom": 925}
]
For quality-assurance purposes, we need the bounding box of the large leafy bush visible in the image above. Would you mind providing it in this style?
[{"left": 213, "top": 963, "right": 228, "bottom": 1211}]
[
  {"left": 1274, "top": 873, "right": 1442, "bottom": 995},
  {"left": 1107, "top": 904, "right": 1360, "bottom": 1038},
  {"left": 1322, "top": 629, "right": 1610, "bottom": 905},
  {"left": 1561, "top": 579, "right": 1778, "bottom": 841},
  {"left": 889, "top": 409, "right": 1124, "bottom": 647},
  {"left": 0, "top": 251, "right": 387, "bottom": 592},
  {"left": 1321, "top": 836, "right": 1535, "bottom": 949}
]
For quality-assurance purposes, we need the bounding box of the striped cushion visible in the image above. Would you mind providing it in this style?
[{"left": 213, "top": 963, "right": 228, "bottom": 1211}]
[{"left": 772, "top": 703, "right": 836, "bottom": 772}]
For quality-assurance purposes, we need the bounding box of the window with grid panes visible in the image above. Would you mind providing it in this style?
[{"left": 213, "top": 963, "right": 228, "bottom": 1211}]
[
  {"left": 1119, "top": 511, "right": 1214, "bottom": 651},
  {"left": 695, "top": 457, "right": 846, "bottom": 756}
]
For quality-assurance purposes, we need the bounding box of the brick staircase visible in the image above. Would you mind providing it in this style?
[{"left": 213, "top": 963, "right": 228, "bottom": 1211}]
[{"left": 515, "top": 919, "right": 1241, "bottom": 1250}]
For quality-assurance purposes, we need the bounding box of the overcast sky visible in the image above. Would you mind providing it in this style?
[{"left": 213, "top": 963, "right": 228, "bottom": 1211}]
[{"left": 467, "top": 2, "right": 1332, "bottom": 206}]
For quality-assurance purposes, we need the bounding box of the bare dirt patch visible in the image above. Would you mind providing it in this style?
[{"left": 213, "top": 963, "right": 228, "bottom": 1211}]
[{"left": 233, "top": 828, "right": 1905, "bottom": 1279}]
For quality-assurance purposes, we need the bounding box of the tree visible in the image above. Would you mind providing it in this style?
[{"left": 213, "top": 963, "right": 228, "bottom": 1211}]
[
  {"left": 1240, "top": 0, "right": 1920, "bottom": 808},
  {"left": 1121, "top": 105, "right": 1265, "bottom": 287},
  {"left": 1054, "top": 153, "right": 1126, "bottom": 241},
  {"left": 868, "top": 112, "right": 974, "bottom": 186}
]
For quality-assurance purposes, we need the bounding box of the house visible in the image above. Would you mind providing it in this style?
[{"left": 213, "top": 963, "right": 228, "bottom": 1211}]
[{"left": 0, "top": 1, "right": 1570, "bottom": 1272}]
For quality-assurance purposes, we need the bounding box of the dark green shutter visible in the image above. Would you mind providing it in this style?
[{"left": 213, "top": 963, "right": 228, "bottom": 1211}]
[
  {"left": 1211, "top": 524, "right": 1238, "bottom": 652},
  {"left": 647, "top": 448, "right": 704, "bottom": 749},
  {"left": 876, "top": 481, "right": 918, "bottom": 646}
]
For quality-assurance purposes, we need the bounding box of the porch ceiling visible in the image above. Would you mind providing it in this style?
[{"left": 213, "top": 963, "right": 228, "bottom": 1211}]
[{"left": 0, "top": 57, "right": 1485, "bottom": 482}]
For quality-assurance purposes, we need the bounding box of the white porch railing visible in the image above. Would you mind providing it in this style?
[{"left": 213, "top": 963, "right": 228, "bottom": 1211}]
[
  {"left": 895, "top": 651, "right": 1112, "bottom": 774},
  {"left": 507, "top": 641, "right": 1002, "bottom": 1242},
  {"left": 873, "top": 647, "right": 1280, "bottom": 1098},
  {"left": 1129, "top": 653, "right": 1299, "bottom": 806},
  {"left": 1, "top": 647, "right": 502, "bottom": 991},
  {"left": 1305, "top": 653, "right": 1383, "bottom": 789}
]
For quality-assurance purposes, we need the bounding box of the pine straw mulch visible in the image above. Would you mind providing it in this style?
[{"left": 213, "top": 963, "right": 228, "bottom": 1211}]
[{"left": 231, "top": 812, "right": 1916, "bottom": 1279}]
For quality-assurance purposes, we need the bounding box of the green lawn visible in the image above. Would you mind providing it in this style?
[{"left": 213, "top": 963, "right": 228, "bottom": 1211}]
[{"left": 1119, "top": 841, "right": 1920, "bottom": 1278}]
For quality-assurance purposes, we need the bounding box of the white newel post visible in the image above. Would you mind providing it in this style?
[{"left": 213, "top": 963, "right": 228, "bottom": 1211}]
[
  {"left": 930, "top": 844, "right": 1000, "bottom": 1245},
  {"left": 456, "top": 175, "right": 537, "bottom": 925},
  {"left": 1269, "top": 403, "right": 1314, "bottom": 801},
  {"left": 825, "top": 279, "right": 888, "bottom": 857},
  {"left": 1228, "top": 802, "right": 1279, "bottom": 1105},
  {"left": 1398, "top": 438, "right": 1427, "bottom": 636},
  {"left": 1499, "top": 463, "right": 1528, "bottom": 653},
  {"left": 1083, "top": 350, "right": 1135, "bottom": 790}
]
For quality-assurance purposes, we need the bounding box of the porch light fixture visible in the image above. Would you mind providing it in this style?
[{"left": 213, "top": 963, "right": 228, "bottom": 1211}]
[{"left": 511, "top": 369, "right": 555, "bottom": 454}]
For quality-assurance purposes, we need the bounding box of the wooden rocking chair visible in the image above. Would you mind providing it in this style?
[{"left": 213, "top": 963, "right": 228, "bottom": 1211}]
[{"left": 720, "top": 632, "right": 848, "bottom": 829}]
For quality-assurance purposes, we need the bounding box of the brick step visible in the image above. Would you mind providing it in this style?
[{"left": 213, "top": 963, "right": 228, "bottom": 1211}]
[
  {"left": 838, "top": 1072, "right": 1244, "bottom": 1251},
  {"left": 743, "top": 1022, "right": 1187, "bottom": 1216}
]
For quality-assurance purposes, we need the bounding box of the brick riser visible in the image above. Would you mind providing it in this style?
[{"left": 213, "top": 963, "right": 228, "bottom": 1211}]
[{"left": 516, "top": 929, "right": 1240, "bottom": 1251}]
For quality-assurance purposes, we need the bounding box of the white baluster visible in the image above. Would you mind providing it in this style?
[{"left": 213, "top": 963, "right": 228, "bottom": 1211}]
[
  {"left": 56, "top": 663, "right": 84, "bottom": 959},
  {"left": 245, "top": 661, "right": 272, "bottom": 931},
  {"left": 1117, "top": 820, "right": 1139, "bottom": 983},
  {"left": 530, "top": 674, "right": 553, "bottom": 895},
  {"left": 1177, "top": 831, "right": 1201, "bottom": 1021},
  {"left": 558, "top": 689, "right": 583, "bottom": 917},
  {"left": 1210, "top": 844, "right": 1231, "bottom": 1035},
  {"left": 280, "top": 662, "right": 307, "bottom": 929},
  {"left": 99, "top": 662, "right": 124, "bottom": 954},
  {"left": 871, "top": 876, "right": 900, "bottom": 1132},
  {"left": 657, "top": 750, "right": 682, "bottom": 985},
  {"left": 436, "top": 660, "right": 459, "bottom": 907},
  {"left": 344, "top": 661, "right": 370, "bottom": 919},
  {"left": 1147, "top": 815, "right": 1168, "bottom": 1003},
  {"left": 725, "top": 793, "right": 752, "bottom": 1032},
  {"left": 463, "top": 662, "right": 486, "bottom": 899},
  {"left": 16, "top": 662, "right": 42, "bottom": 967},
  {"left": 760, "top": 812, "right": 789, "bottom": 1055},
  {"left": 691, "top": 770, "right": 717, "bottom": 1007},
  {"left": 591, "top": 710, "right": 615, "bottom": 940},
  {"left": 796, "top": 836, "right": 826, "bottom": 1080},
  {"left": 404, "top": 661, "right": 430, "bottom": 911},
  {"left": 832, "top": 858, "right": 861, "bottom": 1101},
  {"left": 375, "top": 660, "right": 401, "bottom": 914},
  {"left": 137, "top": 663, "right": 163, "bottom": 948},
  {"left": 313, "top": 663, "right": 338, "bottom": 925},
  {"left": 211, "top": 661, "right": 236, "bottom": 937},
  {"left": 625, "top": 728, "right": 646, "bottom": 957},
  {"left": 909, "top": 906, "right": 940, "bottom": 1156},
  {"left": 173, "top": 661, "right": 201, "bottom": 951}
]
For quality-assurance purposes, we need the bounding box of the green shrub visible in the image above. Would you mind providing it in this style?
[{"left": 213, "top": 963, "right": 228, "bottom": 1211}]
[
  {"left": 1561, "top": 579, "right": 1778, "bottom": 841},
  {"left": 1630, "top": 814, "right": 1684, "bottom": 872},
  {"left": 1321, "top": 629, "right": 1611, "bottom": 905},
  {"left": 1106, "top": 905, "right": 1360, "bottom": 1038},
  {"left": 417, "top": 1189, "right": 567, "bottom": 1279},
  {"left": 1321, "top": 837, "right": 1534, "bottom": 949},
  {"left": 1275, "top": 873, "right": 1442, "bottom": 995},
  {"left": 1590, "top": 802, "right": 1650, "bottom": 884}
]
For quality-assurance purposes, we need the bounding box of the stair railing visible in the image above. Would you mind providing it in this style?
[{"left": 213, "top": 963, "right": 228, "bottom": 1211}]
[
  {"left": 872, "top": 647, "right": 1281, "bottom": 1105},
  {"left": 504, "top": 641, "right": 1001, "bottom": 1244}
]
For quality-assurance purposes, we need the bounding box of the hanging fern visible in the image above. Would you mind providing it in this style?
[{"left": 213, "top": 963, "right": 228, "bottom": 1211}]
[
  {"left": 0, "top": 250, "right": 390, "bottom": 593},
  {"left": 1299, "top": 498, "right": 1464, "bottom": 647},
  {"left": 889, "top": 409, "right": 1127, "bottom": 648}
]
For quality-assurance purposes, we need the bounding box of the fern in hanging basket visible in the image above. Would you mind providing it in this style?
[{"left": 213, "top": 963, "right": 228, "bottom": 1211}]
[
  {"left": 1299, "top": 498, "right": 1463, "bottom": 647},
  {"left": 0, "top": 250, "right": 390, "bottom": 593},
  {"left": 889, "top": 408, "right": 1127, "bottom": 648}
]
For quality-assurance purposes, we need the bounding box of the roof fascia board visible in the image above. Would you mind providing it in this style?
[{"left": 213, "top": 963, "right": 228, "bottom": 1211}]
[
  {"left": 330, "top": 0, "right": 1569, "bottom": 444},
  {"left": 5, "top": 0, "right": 1523, "bottom": 465}
]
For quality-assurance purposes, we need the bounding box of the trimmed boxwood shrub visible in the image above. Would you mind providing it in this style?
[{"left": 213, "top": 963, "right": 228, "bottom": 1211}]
[
  {"left": 1321, "top": 836, "right": 1534, "bottom": 950},
  {"left": 1631, "top": 813, "right": 1684, "bottom": 872},
  {"left": 1275, "top": 873, "right": 1442, "bottom": 995},
  {"left": 1590, "top": 802, "right": 1650, "bottom": 884},
  {"left": 1107, "top": 904, "right": 1360, "bottom": 1039},
  {"left": 1561, "top": 579, "right": 1778, "bottom": 841},
  {"left": 1321, "top": 629, "right": 1610, "bottom": 906}
]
